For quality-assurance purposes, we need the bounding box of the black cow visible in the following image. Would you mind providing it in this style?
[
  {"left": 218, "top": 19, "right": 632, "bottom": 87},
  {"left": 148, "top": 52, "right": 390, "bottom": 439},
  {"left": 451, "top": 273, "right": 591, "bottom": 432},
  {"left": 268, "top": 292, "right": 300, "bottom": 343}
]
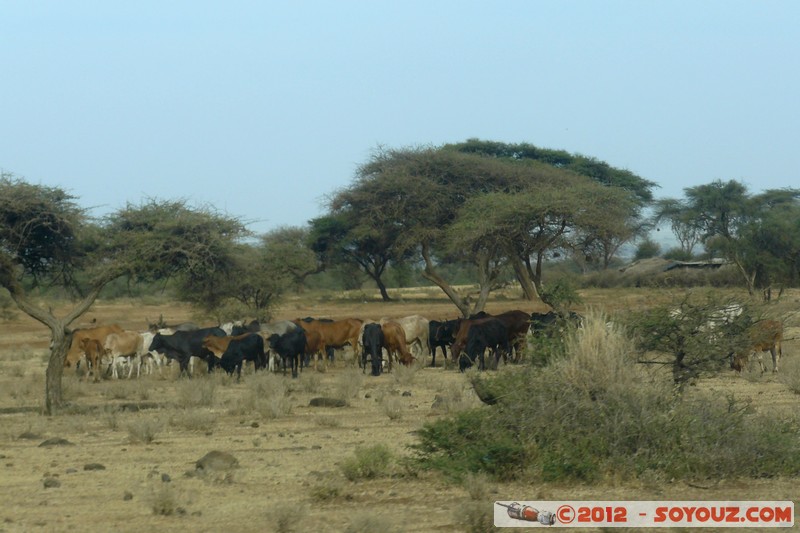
[
  {"left": 428, "top": 319, "right": 459, "bottom": 367},
  {"left": 361, "top": 323, "right": 384, "bottom": 376},
  {"left": 268, "top": 329, "right": 307, "bottom": 378},
  {"left": 459, "top": 319, "right": 510, "bottom": 372},
  {"left": 148, "top": 327, "right": 226, "bottom": 376},
  {"left": 530, "top": 311, "right": 583, "bottom": 338},
  {"left": 216, "top": 334, "right": 266, "bottom": 379}
]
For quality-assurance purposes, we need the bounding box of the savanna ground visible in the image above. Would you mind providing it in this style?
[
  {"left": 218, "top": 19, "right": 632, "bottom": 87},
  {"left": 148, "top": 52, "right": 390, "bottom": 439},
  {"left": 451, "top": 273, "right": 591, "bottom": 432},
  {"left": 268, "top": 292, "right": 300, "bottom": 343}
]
[{"left": 1, "top": 287, "right": 799, "bottom": 532}]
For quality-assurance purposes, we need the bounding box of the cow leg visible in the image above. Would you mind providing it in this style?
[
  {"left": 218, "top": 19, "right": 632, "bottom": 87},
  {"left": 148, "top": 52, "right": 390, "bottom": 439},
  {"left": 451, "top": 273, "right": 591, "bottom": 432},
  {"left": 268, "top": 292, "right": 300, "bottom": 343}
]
[
  {"left": 91, "top": 355, "right": 100, "bottom": 382},
  {"left": 772, "top": 346, "right": 781, "bottom": 373},
  {"left": 757, "top": 351, "right": 767, "bottom": 374}
]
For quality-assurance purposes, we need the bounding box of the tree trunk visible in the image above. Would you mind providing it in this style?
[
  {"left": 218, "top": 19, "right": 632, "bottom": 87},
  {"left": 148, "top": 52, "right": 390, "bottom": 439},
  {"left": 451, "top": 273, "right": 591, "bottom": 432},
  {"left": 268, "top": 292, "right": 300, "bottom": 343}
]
[
  {"left": 509, "top": 254, "right": 539, "bottom": 301},
  {"left": 374, "top": 276, "right": 392, "bottom": 302},
  {"left": 732, "top": 256, "right": 756, "bottom": 296},
  {"left": 419, "top": 243, "right": 470, "bottom": 317},
  {"left": 5, "top": 280, "right": 108, "bottom": 415},
  {"left": 45, "top": 326, "right": 71, "bottom": 414}
]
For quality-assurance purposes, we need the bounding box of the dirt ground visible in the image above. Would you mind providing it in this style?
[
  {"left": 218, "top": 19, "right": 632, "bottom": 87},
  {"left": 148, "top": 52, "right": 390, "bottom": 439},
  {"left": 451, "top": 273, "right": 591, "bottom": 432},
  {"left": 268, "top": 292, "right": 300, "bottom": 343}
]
[{"left": 1, "top": 290, "right": 799, "bottom": 532}]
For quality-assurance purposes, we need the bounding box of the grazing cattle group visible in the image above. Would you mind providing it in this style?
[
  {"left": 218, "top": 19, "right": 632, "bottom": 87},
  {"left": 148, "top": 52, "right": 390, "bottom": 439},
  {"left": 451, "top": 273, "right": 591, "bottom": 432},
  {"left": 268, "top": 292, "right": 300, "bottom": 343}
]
[{"left": 61, "top": 301, "right": 788, "bottom": 384}]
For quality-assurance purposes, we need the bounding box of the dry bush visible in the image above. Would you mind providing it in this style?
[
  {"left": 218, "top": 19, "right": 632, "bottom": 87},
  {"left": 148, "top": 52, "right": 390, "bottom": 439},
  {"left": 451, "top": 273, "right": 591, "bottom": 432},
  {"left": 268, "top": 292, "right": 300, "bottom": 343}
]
[
  {"left": 309, "top": 476, "right": 346, "bottom": 502},
  {"left": 298, "top": 372, "right": 322, "bottom": 393},
  {"left": 269, "top": 502, "right": 307, "bottom": 533},
  {"left": 456, "top": 502, "right": 499, "bottom": 533},
  {"left": 174, "top": 377, "right": 216, "bottom": 408},
  {"left": 226, "top": 372, "right": 292, "bottom": 419},
  {"left": 148, "top": 482, "right": 183, "bottom": 516},
  {"left": 344, "top": 512, "right": 402, "bottom": 533},
  {"left": 127, "top": 416, "right": 163, "bottom": 444},
  {"left": 340, "top": 444, "right": 392, "bottom": 481},
  {"left": 778, "top": 355, "right": 800, "bottom": 394},
  {"left": 333, "top": 368, "right": 363, "bottom": 402},
  {"left": 391, "top": 363, "right": 417, "bottom": 386},
  {"left": 314, "top": 415, "right": 341, "bottom": 428},
  {"left": 169, "top": 409, "right": 217, "bottom": 432},
  {"left": 7, "top": 363, "right": 26, "bottom": 378},
  {"left": 432, "top": 381, "right": 472, "bottom": 414},
  {"left": 381, "top": 394, "right": 403, "bottom": 420},
  {"left": 461, "top": 472, "right": 491, "bottom": 501},
  {"left": 8, "top": 372, "right": 41, "bottom": 406},
  {"left": 101, "top": 405, "right": 120, "bottom": 430},
  {"left": 103, "top": 380, "right": 139, "bottom": 400}
]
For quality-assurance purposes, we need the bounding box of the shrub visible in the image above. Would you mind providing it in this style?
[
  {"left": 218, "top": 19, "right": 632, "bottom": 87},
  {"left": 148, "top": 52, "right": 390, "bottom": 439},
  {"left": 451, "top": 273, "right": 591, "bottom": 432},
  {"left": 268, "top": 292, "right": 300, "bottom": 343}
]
[
  {"left": 381, "top": 395, "right": 403, "bottom": 420},
  {"left": 333, "top": 368, "right": 363, "bottom": 402},
  {"left": 340, "top": 444, "right": 392, "bottom": 481},
  {"left": 149, "top": 483, "right": 182, "bottom": 516},
  {"left": 309, "top": 477, "right": 346, "bottom": 502},
  {"left": 634, "top": 238, "right": 661, "bottom": 260},
  {"left": 175, "top": 377, "right": 216, "bottom": 408},
  {"left": 391, "top": 363, "right": 417, "bottom": 386},
  {"left": 227, "top": 373, "right": 292, "bottom": 419},
  {"left": 127, "top": 417, "right": 163, "bottom": 444},
  {"left": 344, "top": 512, "right": 401, "bottom": 533},
  {"left": 414, "top": 309, "right": 800, "bottom": 483},
  {"left": 169, "top": 409, "right": 217, "bottom": 432},
  {"left": 456, "top": 502, "right": 499, "bottom": 533}
]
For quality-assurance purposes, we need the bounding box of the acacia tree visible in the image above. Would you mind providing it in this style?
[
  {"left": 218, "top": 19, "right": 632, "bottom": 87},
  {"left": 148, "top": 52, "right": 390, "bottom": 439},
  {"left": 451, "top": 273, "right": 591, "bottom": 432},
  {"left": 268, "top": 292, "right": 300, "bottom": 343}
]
[
  {"left": 0, "top": 175, "right": 246, "bottom": 413},
  {"left": 654, "top": 198, "right": 702, "bottom": 256},
  {"left": 330, "top": 145, "right": 644, "bottom": 316},
  {"left": 667, "top": 180, "right": 800, "bottom": 296},
  {"left": 308, "top": 212, "right": 408, "bottom": 301}
]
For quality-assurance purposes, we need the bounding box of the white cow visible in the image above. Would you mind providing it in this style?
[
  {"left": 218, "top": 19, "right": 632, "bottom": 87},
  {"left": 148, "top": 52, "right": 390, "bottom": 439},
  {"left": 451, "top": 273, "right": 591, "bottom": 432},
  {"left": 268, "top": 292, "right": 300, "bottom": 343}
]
[
  {"left": 104, "top": 330, "right": 145, "bottom": 378},
  {"left": 380, "top": 315, "right": 430, "bottom": 362}
]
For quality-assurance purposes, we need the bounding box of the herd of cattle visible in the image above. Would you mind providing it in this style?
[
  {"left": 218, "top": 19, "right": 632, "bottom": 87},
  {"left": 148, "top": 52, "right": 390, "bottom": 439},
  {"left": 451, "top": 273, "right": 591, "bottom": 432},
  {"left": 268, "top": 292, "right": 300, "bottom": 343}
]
[{"left": 61, "top": 305, "right": 786, "bottom": 381}]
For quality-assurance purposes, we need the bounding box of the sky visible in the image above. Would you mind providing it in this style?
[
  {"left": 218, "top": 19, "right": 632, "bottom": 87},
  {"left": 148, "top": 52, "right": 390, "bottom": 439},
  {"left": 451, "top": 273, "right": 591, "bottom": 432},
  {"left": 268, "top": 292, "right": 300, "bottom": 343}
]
[{"left": 2, "top": 1, "right": 799, "bottom": 237}]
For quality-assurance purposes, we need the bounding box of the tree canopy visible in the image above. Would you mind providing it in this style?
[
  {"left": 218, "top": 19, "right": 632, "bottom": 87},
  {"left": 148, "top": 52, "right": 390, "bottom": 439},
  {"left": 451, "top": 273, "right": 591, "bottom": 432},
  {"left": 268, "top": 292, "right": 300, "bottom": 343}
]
[
  {"left": 327, "top": 142, "right": 652, "bottom": 315},
  {"left": 0, "top": 174, "right": 247, "bottom": 413}
]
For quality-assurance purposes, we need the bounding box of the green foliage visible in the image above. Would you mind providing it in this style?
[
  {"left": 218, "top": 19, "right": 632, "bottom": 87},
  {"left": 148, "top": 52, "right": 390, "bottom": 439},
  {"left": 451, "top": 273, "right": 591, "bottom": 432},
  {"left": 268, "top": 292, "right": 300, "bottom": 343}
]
[
  {"left": 340, "top": 444, "right": 393, "bottom": 481},
  {"left": 414, "top": 408, "right": 526, "bottom": 481},
  {"left": 663, "top": 247, "right": 694, "bottom": 261},
  {"left": 446, "top": 138, "right": 657, "bottom": 204},
  {"left": 414, "top": 311, "right": 800, "bottom": 483},
  {"left": 634, "top": 238, "right": 661, "bottom": 260},
  {"left": 539, "top": 278, "right": 582, "bottom": 310},
  {"left": 0, "top": 174, "right": 84, "bottom": 285},
  {"left": 625, "top": 292, "right": 753, "bottom": 383},
  {"left": 662, "top": 180, "right": 800, "bottom": 294}
]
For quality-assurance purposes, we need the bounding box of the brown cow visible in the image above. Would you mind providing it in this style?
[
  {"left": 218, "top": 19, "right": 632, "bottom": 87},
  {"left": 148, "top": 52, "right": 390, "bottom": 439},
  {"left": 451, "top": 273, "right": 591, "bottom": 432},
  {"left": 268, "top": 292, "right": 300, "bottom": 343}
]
[
  {"left": 65, "top": 324, "right": 124, "bottom": 369},
  {"left": 381, "top": 321, "right": 415, "bottom": 371},
  {"left": 78, "top": 337, "right": 106, "bottom": 382},
  {"left": 293, "top": 318, "right": 364, "bottom": 364},
  {"left": 303, "top": 329, "right": 327, "bottom": 371},
  {"left": 379, "top": 315, "right": 430, "bottom": 362},
  {"left": 731, "top": 319, "right": 783, "bottom": 374},
  {"left": 449, "top": 310, "right": 531, "bottom": 367}
]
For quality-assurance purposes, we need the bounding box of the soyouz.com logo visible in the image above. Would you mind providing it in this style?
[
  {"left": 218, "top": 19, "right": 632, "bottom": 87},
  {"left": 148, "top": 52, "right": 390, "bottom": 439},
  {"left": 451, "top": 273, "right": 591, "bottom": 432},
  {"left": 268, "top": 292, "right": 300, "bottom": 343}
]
[{"left": 494, "top": 501, "right": 794, "bottom": 528}]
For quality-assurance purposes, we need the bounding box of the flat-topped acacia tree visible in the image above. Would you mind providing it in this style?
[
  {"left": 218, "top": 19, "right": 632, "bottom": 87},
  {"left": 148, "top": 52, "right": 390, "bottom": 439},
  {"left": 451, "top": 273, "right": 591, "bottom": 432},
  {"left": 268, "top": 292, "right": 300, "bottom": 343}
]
[{"left": 0, "top": 174, "right": 246, "bottom": 414}]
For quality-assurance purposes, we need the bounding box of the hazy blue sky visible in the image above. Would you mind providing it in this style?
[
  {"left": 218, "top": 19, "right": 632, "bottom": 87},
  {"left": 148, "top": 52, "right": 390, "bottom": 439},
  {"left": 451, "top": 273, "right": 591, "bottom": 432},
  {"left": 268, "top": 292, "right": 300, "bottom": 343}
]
[{"left": 2, "top": 1, "right": 798, "bottom": 236}]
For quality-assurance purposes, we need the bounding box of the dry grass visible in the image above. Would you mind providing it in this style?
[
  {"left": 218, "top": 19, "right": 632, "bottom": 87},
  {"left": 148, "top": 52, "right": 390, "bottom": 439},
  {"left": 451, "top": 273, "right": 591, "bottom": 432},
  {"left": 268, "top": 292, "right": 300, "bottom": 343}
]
[
  {"left": 333, "top": 367, "right": 364, "bottom": 402},
  {"left": 127, "top": 416, "right": 163, "bottom": 444},
  {"left": 381, "top": 394, "right": 403, "bottom": 420}
]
